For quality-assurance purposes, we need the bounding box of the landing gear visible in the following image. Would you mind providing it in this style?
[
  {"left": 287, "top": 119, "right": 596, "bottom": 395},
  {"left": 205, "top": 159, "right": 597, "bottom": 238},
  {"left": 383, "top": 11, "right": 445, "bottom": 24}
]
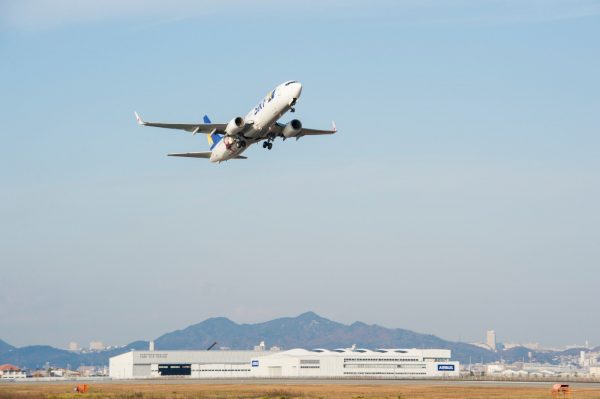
[
  {"left": 263, "top": 135, "right": 275, "bottom": 150},
  {"left": 236, "top": 140, "right": 246, "bottom": 149},
  {"left": 290, "top": 107, "right": 296, "bottom": 113}
]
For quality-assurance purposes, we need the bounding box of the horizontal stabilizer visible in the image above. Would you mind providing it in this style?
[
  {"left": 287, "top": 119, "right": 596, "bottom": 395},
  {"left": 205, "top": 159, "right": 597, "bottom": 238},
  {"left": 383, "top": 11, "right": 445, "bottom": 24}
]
[{"left": 168, "top": 152, "right": 247, "bottom": 160}]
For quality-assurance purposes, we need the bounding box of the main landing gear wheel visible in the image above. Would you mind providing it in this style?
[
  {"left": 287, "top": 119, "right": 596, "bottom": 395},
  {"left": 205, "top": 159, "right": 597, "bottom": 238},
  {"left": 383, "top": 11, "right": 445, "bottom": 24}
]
[
  {"left": 237, "top": 140, "right": 246, "bottom": 149},
  {"left": 263, "top": 141, "right": 273, "bottom": 150}
]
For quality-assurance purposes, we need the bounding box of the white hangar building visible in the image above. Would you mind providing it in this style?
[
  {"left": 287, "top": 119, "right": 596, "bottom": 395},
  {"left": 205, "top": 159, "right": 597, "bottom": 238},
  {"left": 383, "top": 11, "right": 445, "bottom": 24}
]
[
  {"left": 109, "top": 350, "right": 257, "bottom": 379},
  {"left": 251, "top": 348, "right": 458, "bottom": 378},
  {"left": 109, "top": 348, "right": 459, "bottom": 379}
]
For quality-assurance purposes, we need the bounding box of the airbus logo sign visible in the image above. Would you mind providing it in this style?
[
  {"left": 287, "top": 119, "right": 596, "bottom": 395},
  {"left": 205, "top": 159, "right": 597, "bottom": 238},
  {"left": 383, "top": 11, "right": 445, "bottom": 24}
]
[{"left": 437, "top": 364, "right": 455, "bottom": 371}]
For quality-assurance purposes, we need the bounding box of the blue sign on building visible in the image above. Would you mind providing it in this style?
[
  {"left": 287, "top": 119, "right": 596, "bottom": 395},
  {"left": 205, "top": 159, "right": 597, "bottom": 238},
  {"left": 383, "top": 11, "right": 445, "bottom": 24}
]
[
  {"left": 437, "top": 364, "right": 455, "bottom": 371},
  {"left": 251, "top": 360, "right": 259, "bottom": 367}
]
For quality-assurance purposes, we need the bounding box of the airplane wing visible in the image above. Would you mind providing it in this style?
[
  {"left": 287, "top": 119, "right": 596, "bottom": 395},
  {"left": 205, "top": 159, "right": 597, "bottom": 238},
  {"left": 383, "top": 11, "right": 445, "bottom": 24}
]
[
  {"left": 273, "top": 121, "right": 337, "bottom": 137},
  {"left": 301, "top": 126, "right": 337, "bottom": 135},
  {"left": 135, "top": 112, "right": 226, "bottom": 134},
  {"left": 168, "top": 152, "right": 247, "bottom": 160}
]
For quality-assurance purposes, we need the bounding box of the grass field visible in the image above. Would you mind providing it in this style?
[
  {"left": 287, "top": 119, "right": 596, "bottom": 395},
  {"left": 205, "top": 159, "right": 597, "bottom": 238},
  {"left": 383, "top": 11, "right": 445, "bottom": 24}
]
[{"left": 1, "top": 382, "right": 600, "bottom": 399}]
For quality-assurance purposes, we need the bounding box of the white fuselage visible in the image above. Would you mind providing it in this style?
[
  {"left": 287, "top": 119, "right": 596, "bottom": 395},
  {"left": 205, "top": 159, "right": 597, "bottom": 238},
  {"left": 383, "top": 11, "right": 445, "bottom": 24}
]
[{"left": 209, "top": 81, "right": 302, "bottom": 162}]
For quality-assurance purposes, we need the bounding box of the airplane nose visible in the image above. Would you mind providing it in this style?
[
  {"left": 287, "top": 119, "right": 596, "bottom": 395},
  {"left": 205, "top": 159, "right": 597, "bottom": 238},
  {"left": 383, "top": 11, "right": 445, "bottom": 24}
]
[{"left": 292, "top": 82, "right": 302, "bottom": 98}]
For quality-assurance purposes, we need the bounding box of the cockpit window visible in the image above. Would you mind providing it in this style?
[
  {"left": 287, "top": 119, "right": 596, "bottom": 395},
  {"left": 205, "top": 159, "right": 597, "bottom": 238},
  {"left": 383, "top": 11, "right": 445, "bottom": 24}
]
[{"left": 284, "top": 81, "right": 298, "bottom": 86}]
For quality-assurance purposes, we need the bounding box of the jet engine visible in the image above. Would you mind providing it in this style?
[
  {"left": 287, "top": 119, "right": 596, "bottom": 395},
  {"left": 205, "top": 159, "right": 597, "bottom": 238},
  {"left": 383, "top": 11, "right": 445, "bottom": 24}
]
[
  {"left": 282, "top": 119, "right": 302, "bottom": 138},
  {"left": 225, "top": 116, "right": 245, "bottom": 135}
]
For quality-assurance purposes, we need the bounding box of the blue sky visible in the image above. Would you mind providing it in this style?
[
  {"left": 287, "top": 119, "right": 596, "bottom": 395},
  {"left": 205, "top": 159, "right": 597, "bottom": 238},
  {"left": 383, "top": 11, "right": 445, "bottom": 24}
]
[{"left": 1, "top": 0, "right": 599, "bottom": 349}]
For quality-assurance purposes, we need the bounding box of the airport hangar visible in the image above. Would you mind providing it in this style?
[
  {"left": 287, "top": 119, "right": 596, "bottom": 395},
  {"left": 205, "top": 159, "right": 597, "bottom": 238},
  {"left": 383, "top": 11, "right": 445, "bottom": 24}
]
[{"left": 109, "top": 348, "right": 459, "bottom": 379}]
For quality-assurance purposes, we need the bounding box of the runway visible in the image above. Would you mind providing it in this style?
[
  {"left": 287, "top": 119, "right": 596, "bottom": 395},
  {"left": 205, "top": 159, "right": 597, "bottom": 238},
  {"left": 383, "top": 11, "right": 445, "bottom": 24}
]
[{"left": 3, "top": 378, "right": 600, "bottom": 388}]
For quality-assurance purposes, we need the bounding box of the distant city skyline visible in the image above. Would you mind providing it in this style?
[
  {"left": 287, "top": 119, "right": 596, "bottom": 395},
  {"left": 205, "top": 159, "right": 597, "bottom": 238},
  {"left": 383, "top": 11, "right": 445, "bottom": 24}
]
[
  {"left": 1, "top": 0, "right": 599, "bottom": 348},
  {"left": 48, "top": 320, "right": 597, "bottom": 352}
]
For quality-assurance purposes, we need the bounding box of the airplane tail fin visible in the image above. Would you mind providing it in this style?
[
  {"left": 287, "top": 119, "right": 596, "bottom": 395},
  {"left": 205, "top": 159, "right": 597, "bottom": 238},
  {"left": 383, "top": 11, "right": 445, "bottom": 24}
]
[{"left": 204, "top": 114, "right": 224, "bottom": 150}]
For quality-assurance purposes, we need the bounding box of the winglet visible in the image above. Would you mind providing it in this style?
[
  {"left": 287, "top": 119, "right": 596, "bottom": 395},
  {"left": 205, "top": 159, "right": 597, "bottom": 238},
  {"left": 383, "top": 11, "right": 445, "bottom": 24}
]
[
  {"left": 134, "top": 111, "right": 146, "bottom": 125},
  {"left": 332, "top": 120, "right": 337, "bottom": 132}
]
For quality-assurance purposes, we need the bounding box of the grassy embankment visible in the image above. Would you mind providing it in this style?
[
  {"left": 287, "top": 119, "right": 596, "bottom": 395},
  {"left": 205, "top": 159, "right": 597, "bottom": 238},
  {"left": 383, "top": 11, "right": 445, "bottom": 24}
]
[{"left": 1, "top": 383, "right": 600, "bottom": 399}]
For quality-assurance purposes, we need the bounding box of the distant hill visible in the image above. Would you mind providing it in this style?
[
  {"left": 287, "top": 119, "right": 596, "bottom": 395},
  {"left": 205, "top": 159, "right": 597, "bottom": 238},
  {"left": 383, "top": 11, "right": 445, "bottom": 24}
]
[
  {"left": 500, "top": 345, "right": 592, "bottom": 365},
  {"left": 0, "top": 341, "right": 148, "bottom": 370},
  {"left": 2, "top": 312, "right": 584, "bottom": 369},
  {"left": 0, "top": 339, "right": 14, "bottom": 355},
  {"left": 155, "top": 311, "right": 497, "bottom": 364}
]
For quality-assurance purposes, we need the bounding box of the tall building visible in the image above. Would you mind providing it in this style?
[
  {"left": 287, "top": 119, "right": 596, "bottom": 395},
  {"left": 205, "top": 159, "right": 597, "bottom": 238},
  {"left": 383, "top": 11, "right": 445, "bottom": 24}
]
[
  {"left": 486, "top": 330, "right": 497, "bottom": 351},
  {"left": 68, "top": 342, "right": 79, "bottom": 351}
]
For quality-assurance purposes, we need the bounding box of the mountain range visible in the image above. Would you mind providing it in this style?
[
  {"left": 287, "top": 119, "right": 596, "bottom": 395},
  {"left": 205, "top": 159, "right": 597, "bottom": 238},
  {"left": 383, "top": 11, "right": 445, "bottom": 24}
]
[
  {"left": 0, "top": 339, "right": 15, "bottom": 355},
  {"left": 0, "top": 312, "right": 587, "bottom": 369},
  {"left": 153, "top": 311, "right": 497, "bottom": 364}
]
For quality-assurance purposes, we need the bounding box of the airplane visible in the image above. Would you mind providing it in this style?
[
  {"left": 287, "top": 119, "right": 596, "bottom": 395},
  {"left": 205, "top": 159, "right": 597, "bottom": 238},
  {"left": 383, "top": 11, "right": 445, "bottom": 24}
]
[{"left": 134, "top": 81, "right": 337, "bottom": 163}]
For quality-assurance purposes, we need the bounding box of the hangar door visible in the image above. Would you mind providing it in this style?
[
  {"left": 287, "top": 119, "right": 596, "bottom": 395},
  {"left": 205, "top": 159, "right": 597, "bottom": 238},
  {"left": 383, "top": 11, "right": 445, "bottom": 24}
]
[
  {"left": 268, "top": 366, "right": 282, "bottom": 377},
  {"left": 158, "top": 364, "right": 191, "bottom": 376}
]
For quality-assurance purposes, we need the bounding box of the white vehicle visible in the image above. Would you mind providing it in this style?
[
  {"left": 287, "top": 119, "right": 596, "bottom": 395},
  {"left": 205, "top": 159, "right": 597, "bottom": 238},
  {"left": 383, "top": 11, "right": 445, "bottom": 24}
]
[{"left": 134, "top": 81, "right": 336, "bottom": 163}]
